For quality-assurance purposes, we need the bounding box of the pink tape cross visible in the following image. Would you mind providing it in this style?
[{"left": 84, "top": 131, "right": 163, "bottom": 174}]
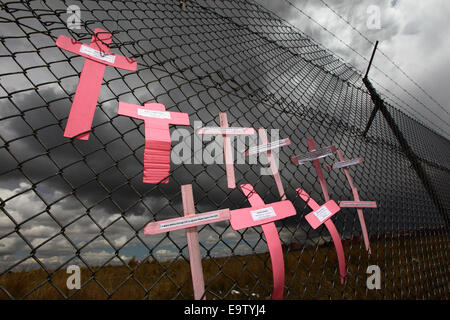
[
  {"left": 242, "top": 128, "right": 290, "bottom": 200},
  {"left": 118, "top": 101, "right": 190, "bottom": 184},
  {"left": 328, "top": 150, "right": 378, "bottom": 255},
  {"left": 296, "top": 189, "right": 346, "bottom": 284},
  {"left": 56, "top": 29, "right": 137, "bottom": 140},
  {"left": 292, "top": 138, "right": 346, "bottom": 284},
  {"left": 197, "top": 112, "right": 255, "bottom": 189},
  {"left": 144, "top": 184, "right": 230, "bottom": 300},
  {"left": 230, "top": 184, "right": 297, "bottom": 300}
]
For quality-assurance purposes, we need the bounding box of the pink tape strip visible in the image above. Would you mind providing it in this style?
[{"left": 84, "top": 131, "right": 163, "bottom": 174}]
[
  {"left": 336, "top": 149, "right": 375, "bottom": 255},
  {"left": 339, "top": 201, "right": 377, "bottom": 208},
  {"left": 55, "top": 29, "right": 137, "bottom": 140},
  {"left": 230, "top": 184, "right": 297, "bottom": 300},
  {"left": 118, "top": 101, "right": 190, "bottom": 184},
  {"left": 197, "top": 112, "right": 255, "bottom": 189}
]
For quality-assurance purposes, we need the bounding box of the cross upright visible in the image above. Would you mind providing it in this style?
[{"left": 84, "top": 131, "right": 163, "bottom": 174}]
[
  {"left": 56, "top": 29, "right": 137, "bottom": 140},
  {"left": 197, "top": 112, "right": 255, "bottom": 189},
  {"left": 144, "top": 184, "right": 230, "bottom": 300},
  {"left": 328, "top": 149, "right": 377, "bottom": 255},
  {"left": 230, "top": 184, "right": 297, "bottom": 300},
  {"left": 242, "top": 127, "right": 291, "bottom": 200},
  {"left": 118, "top": 101, "right": 190, "bottom": 184},
  {"left": 291, "top": 138, "right": 346, "bottom": 283}
]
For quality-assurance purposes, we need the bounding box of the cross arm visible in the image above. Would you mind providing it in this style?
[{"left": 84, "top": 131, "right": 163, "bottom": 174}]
[
  {"left": 56, "top": 33, "right": 136, "bottom": 71},
  {"left": 327, "top": 157, "right": 362, "bottom": 170},
  {"left": 144, "top": 209, "right": 230, "bottom": 235},
  {"left": 290, "top": 145, "right": 336, "bottom": 165},
  {"left": 117, "top": 101, "right": 145, "bottom": 120}
]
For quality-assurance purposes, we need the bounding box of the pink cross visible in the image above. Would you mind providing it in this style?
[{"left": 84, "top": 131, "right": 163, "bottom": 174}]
[
  {"left": 296, "top": 188, "right": 346, "bottom": 284},
  {"left": 56, "top": 29, "right": 137, "bottom": 140},
  {"left": 144, "top": 184, "right": 230, "bottom": 300},
  {"left": 118, "top": 101, "right": 190, "bottom": 184},
  {"left": 328, "top": 149, "right": 377, "bottom": 255},
  {"left": 230, "top": 184, "right": 297, "bottom": 300},
  {"left": 291, "top": 138, "right": 346, "bottom": 284},
  {"left": 197, "top": 112, "right": 255, "bottom": 189},
  {"left": 242, "top": 128, "right": 291, "bottom": 200}
]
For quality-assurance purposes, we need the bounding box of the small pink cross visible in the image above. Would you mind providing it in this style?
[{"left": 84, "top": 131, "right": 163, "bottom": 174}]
[
  {"left": 242, "top": 128, "right": 291, "bottom": 200},
  {"left": 56, "top": 29, "right": 137, "bottom": 140},
  {"left": 118, "top": 101, "right": 190, "bottom": 184},
  {"left": 144, "top": 184, "right": 230, "bottom": 300},
  {"left": 291, "top": 138, "right": 346, "bottom": 284},
  {"left": 197, "top": 112, "right": 255, "bottom": 189},
  {"left": 230, "top": 184, "right": 297, "bottom": 300},
  {"left": 296, "top": 188, "right": 346, "bottom": 284},
  {"left": 328, "top": 149, "right": 377, "bottom": 255}
]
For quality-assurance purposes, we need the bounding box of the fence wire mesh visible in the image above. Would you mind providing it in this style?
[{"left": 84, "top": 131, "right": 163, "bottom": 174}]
[{"left": 0, "top": 0, "right": 448, "bottom": 300}]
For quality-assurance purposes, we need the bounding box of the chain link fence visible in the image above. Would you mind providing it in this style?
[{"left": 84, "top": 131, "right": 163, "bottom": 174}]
[{"left": 0, "top": 0, "right": 448, "bottom": 300}]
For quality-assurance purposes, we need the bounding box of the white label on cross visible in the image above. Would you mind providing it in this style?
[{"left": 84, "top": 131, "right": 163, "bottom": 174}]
[
  {"left": 248, "top": 139, "right": 287, "bottom": 155},
  {"left": 138, "top": 109, "right": 171, "bottom": 119},
  {"left": 313, "top": 206, "right": 333, "bottom": 222},
  {"left": 250, "top": 207, "right": 277, "bottom": 221},
  {"left": 297, "top": 147, "right": 334, "bottom": 164},
  {"left": 201, "top": 127, "right": 247, "bottom": 134},
  {"left": 333, "top": 158, "right": 360, "bottom": 169},
  {"left": 80, "top": 45, "right": 116, "bottom": 63},
  {"left": 159, "top": 212, "right": 220, "bottom": 230},
  {"left": 342, "top": 201, "right": 372, "bottom": 207}
]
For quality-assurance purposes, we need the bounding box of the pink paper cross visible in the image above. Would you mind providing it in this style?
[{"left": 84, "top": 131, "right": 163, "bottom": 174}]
[
  {"left": 230, "top": 184, "right": 297, "bottom": 300},
  {"left": 242, "top": 128, "right": 291, "bottom": 200},
  {"left": 328, "top": 149, "right": 377, "bottom": 255},
  {"left": 56, "top": 29, "right": 137, "bottom": 140},
  {"left": 291, "top": 138, "right": 346, "bottom": 284},
  {"left": 118, "top": 101, "right": 190, "bottom": 184},
  {"left": 296, "top": 188, "right": 346, "bottom": 284},
  {"left": 144, "top": 184, "right": 230, "bottom": 300},
  {"left": 197, "top": 112, "right": 255, "bottom": 189}
]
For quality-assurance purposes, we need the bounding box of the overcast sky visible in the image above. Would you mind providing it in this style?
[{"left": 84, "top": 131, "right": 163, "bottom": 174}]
[{"left": 254, "top": 0, "right": 450, "bottom": 138}]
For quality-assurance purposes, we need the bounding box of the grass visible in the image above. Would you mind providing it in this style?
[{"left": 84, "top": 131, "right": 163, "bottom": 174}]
[{"left": 0, "top": 233, "right": 448, "bottom": 300}]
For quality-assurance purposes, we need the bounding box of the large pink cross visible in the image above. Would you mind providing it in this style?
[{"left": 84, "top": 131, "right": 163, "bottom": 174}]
[
  {"left": 56, "top": 29, "right": 137, "bottom": 140},
  {"left": 230, "top": 184, "right": 297, "bottom": 300},
  {"left": 242, "top": 128, "right": 291, "bottom": 200},
  {"left": 144, "top": 184, "right": 230, "bottom": 300},
  {"left": 291, "top": 138, "right": 346, "bottom": 284},
  {"left": 118, "top": 101, "right": 190, "bottom": 184},
  {"left": 328, "top": 149, "right": 377, "bottom": 255},
  {"left": 197, "top": 112, "right": 255, "bottom": 189}
]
